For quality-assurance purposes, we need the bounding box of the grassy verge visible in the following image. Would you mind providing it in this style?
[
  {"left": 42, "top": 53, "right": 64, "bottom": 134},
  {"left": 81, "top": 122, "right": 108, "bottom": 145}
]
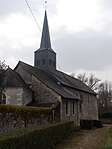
[{"left": 102, "top": 127, "right": 112, "bottom": 149}]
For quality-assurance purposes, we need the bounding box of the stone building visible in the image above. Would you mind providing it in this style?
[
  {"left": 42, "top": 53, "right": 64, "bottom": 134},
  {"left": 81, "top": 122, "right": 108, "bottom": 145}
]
[
  {"left": 0, "top": 68, "right": 32, "bottom": 105},
  {"left": 0, "top": 10, "right": 98, "bottom": 125},
  {"left": 14, "top": 10, "right": 98, "bottom": 125}
]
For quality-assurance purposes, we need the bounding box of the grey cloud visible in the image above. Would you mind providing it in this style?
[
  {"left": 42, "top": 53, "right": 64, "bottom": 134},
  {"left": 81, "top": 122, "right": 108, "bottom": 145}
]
[{"left": 52, "top": 28, "right": 112, "bottom": 72}]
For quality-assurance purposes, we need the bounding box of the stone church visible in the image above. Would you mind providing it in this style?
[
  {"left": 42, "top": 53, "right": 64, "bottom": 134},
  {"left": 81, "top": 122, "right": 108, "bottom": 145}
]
[{"left": 0, "top": 10, "right": 98, "bottom": 125}]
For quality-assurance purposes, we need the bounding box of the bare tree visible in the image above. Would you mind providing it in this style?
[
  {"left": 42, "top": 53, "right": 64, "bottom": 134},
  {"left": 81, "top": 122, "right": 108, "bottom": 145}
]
[
  {"left": 0, "top": 61, "right": 7, "bottom": 104},
  {"left": 98, "top": 81, "right": 112, "bottom": 116},
  {"left": 75, "top": 73, "right": 101, "bottom": 91},
  {"left": 71, "top": 72, "right": 112, "bottom": 116},
  {"left": 88, "top": 73, "right": 101, "bottom": 90},
  {"left": 77, "top": 73, "right": 88, "bottom": 84},
  {"left": 0, "top": 60, "right": 7, "bottom": 71}
]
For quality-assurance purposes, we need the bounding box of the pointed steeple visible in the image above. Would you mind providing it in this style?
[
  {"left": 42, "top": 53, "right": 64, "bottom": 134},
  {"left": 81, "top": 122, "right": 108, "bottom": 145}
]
[
  {"left": 39, "top": 10, "right": 52, "bottom": 51},
  {"left": 34, "top": 10, "right": 56, "bottom": 71}
]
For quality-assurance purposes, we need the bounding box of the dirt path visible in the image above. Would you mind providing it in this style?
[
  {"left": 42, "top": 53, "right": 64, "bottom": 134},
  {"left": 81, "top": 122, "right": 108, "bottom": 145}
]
[{"left": 54, "top": 125, "right": 112, "bottom": 149}]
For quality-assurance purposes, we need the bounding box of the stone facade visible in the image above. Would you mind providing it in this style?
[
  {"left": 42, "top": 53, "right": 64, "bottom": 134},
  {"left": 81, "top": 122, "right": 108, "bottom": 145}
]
[
  {"left": 15, "top": 63, "right": 98, "bottom": 125},
  {"left": 80, "top": 93, "right": 98, "bottom": 120},
  {"left": 5, "top": 87, "right": 32, "bottom": 106},
  {"left": 32, "top": 76, "right": 60, "bottom": 104},
  {"left": 62, "top": 86, "right": 98, "bottom": 122},
  {"left": 61, "top": 99, "right": 80, "bottom": 125}
]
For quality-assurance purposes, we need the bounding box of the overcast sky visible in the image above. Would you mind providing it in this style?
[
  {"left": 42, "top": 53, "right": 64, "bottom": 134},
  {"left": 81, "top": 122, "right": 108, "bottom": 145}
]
[{"left": 0, "top": 0, "right": 112, "bottom": 82}]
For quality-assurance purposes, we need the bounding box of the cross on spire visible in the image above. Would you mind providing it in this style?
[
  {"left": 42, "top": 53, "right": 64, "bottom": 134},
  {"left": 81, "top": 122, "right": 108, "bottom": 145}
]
[{"left": 45, "top": 1, "right": 47, "bottom": 10}]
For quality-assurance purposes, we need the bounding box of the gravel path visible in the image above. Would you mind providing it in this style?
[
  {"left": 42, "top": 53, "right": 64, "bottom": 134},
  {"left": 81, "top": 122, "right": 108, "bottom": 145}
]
[{"left": 54, "top": 125, "right": 112, "bottom": 149}]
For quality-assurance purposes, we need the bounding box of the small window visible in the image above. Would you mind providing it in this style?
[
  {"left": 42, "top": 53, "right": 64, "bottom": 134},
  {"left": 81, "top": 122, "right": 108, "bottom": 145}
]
[
  {"left": 76, "top": 91, "right": 78, "bottom": 96},
  {"left": 65, "top": 101, "right": 70, "bottom": 115},
  {"left": 42, "top": 59, "right": 46, "bottom": 65},
  {"left": 49, "top": 59, "right": 52, "bottom": 65},
  {"left": 73, "top": 101, "right": 75, "bottom": 115},
  {"left": 65, "top": 101, "right": 68, "bottom": 115},
  {"left": 80, "top": 93, "right": 83, "bottom": 99},
  {"left": 2, "top": 91, "right": 6, "bottom": 104},
  {"left": 37, "top": 60, "right": 40, "bottom": 66}
]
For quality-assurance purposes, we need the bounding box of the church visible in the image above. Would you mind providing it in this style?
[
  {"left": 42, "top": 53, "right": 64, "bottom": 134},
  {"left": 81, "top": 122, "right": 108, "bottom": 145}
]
[{"left": 0, "top": 10, "right": 98, "bottom": 125}]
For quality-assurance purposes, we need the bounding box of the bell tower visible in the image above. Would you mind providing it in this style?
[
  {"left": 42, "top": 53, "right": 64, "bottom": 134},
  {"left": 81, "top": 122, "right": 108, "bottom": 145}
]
[{"left": 34, "top": 10, "right": 56, "bottom": 71}]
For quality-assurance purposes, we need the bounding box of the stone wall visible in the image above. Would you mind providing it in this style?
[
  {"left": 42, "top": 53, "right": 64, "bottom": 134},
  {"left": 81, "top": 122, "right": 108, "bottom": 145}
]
[
  {"left": 6, "top": 87, "right": 32, "bottom": 106},
  {"left": 32, "top": 76, "right": 60, "bottom": 104},
  {"left": 0, "top": 105, "right": 52, "bottom": 134},
  {"left": 80, "top": 93, "right": 98, "bottom": 120},
  {"left": 62, "top": 99, "right": 80, "bottom": 126}
]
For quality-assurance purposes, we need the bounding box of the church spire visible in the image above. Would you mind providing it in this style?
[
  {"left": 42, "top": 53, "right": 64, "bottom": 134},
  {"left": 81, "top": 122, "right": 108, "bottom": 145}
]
[
  {"left": 39, "top": 10, "right": 52, "bottom": 51},
  {"left": 34, "top": 10, "right": 56, "bottom": 71}
]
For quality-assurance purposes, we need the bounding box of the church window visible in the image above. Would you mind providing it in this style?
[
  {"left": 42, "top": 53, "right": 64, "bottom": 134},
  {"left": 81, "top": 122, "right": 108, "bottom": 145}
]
[
  {"left": 42, "top": 59, "right": 46, "bottom": 65},
  {"left": 37, "top": 60, "right": 40, "bottom": 66},
  {"left": 65, "top": 101, "right": 68, "bottom": 115},
  {"left": 1, "top": 91, "right": 6, "bottom": 104},
  {"left": 72, "top": 101, "right": 75, "bottom": 115},
  {"left": 76, "top": 91, "right": 78, "bottom": 96},
  {"left": 65, "top": 101, "right": 70, "bottom": 115},
  {"left": 49, "top": 59, "right": 52, "bottom": 65},
  {"left": 80, "top": 93, "right": 83, "bottom": 99}
]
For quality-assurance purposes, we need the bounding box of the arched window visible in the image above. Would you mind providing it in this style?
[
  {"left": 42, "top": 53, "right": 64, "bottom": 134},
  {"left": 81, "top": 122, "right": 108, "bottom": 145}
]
[{"left": 2, "top": 90, "right": 6, "bottom": 104}]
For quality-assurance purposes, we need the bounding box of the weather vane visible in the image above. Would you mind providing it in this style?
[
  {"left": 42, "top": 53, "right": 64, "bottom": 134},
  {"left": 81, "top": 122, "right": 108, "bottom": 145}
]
[{"left": 45, "top": 1, "right": 47, "bottom": 10}]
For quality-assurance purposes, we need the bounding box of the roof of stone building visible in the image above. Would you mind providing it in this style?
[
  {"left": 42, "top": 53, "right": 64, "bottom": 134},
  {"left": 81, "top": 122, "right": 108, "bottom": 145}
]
[
  {"left": 50, "top": 70, "right": 96, "bottom": 95},
  {"left": 1, "top": 67, "right": 31, "bottom": 90},
  {"left": 15, "top": 61, "right": 96, "bottom": 99},
  {"left": 15, "top": 61, "right": 81, "bottom": 100}
]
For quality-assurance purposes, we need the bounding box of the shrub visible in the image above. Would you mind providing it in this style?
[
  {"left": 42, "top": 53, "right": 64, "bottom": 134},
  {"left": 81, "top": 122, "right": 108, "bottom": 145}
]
[
  {"left": 0, "top": 105, "right": 51, "bottom": 118},
  {"left": 0, "top": 121, "right": 74, "bottom": 149}
]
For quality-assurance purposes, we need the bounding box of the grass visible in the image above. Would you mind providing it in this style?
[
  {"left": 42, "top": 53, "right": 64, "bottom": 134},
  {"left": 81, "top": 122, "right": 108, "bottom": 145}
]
[{"left": 102, "top": 127, "right": 112, "bottom": 149}]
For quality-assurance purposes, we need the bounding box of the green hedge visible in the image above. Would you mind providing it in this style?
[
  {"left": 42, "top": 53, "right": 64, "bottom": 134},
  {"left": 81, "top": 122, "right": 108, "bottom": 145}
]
[
  {"left": 0, "top": 121, "right": 74, "bottom": 149},
  {"left": 0, "top": 105, "right": 51, "bottom": 119}
]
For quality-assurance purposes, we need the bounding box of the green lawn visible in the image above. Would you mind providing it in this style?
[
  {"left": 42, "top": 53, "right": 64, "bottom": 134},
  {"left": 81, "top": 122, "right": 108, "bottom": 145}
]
[{"left": 102, "top": 127, "right": 112, "bottom": 149}]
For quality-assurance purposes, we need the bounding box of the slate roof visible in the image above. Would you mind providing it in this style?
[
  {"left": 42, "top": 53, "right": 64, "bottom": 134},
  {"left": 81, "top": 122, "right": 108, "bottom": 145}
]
[
  {"left": 1, "top": 67, "right": 31, "bottom": 90},
  {"left": 50, "top": 70, "right": 96, "bottom": 95},
  {"left": 15, "top": 61, "right": 96, "bottom": 101},
  {"left": 15, "top": 61, "right": 81, "bottom": 100}
]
